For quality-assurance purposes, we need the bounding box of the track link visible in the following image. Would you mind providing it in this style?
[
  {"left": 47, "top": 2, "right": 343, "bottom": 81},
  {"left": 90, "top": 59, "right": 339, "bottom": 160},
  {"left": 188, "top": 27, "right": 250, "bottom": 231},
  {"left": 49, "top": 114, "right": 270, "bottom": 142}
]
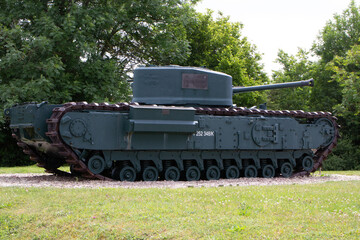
[{"left": 13, "top": 102, "right": 340, "bottom": 180}]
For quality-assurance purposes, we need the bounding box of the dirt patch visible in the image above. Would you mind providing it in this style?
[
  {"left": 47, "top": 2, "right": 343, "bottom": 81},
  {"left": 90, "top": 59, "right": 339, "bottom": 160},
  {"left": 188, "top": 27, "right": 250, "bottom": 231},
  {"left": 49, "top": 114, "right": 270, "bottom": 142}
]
[{"left": 0, "top": 173, "right": 359, "bottom": 188}]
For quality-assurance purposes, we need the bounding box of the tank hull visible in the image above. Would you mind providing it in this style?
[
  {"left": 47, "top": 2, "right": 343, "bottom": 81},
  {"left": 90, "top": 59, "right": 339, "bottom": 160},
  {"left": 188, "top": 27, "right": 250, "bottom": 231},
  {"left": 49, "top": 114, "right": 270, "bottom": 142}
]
[
  {"left": 7, "top": 102, "right": 339, "bottom": 181},
  {"left": 58, "top": 106, "right": 333, "bottom": 152}
]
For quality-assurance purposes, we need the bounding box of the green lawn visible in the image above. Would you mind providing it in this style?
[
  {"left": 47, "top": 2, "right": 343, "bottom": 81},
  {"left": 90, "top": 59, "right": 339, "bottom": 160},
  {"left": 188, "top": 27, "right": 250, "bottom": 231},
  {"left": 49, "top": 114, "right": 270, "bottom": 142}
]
[
  {"left": 1, "top": 181, "right": 360, "bottom": 239},
  {"left": 322, "top": 171, "right": 360, "bottom": 176},
  {"left": 1, "top": 165, "right": 360, "bottom": 176},
  {"left": 1, "top": 166, "right": 360, "bottom": 239},
  {"left": 0, "top": 165, "right": 70, "bottom": 174}
]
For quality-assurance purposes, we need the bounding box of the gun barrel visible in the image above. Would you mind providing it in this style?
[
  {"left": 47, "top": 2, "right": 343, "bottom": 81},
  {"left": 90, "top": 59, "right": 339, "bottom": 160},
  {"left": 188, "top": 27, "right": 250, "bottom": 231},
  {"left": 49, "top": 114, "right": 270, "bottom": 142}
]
[{"left": 232, "top": 79, "right": 314, "bottom": 94}]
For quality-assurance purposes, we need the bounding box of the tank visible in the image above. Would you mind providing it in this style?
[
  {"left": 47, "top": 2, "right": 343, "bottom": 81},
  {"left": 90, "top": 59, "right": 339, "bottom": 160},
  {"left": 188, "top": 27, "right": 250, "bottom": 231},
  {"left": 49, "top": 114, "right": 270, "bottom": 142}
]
[{"left": 4, "top": 66, "right": 339, "bottom": 181}]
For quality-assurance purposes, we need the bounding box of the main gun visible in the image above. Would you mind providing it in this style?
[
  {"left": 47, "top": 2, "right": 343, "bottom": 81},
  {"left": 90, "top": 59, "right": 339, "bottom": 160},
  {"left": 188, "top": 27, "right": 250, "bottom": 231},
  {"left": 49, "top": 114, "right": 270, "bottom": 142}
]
[{"left": 232, "top": 79, "right": 314, "bottom": 94}]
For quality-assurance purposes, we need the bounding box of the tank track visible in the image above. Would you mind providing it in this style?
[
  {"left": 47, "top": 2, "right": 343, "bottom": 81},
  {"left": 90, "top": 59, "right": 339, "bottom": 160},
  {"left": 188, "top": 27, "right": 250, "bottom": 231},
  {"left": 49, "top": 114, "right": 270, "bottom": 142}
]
[
  {"left": 11, "top": 135, "right": 70, "bottom": 177},
  {"left": 12, "top": 102, "right": 340, "bottom": 180}
]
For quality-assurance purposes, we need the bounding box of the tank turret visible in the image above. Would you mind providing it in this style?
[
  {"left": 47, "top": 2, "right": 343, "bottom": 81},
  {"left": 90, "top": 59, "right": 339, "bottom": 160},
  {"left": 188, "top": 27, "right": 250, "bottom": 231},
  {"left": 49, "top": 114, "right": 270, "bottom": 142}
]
[{"left": 132, "top": 66, "right": 313, "bottom": 107}]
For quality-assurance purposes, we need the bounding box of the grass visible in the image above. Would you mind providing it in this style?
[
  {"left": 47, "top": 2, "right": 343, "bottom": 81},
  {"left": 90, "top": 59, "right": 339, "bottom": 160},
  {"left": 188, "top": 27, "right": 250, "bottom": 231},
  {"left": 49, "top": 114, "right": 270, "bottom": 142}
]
[
  {"left": 1, "top": 166, "right": 360, "bottom": 239},
  {"left": 0, "top": 182, "right": 360, "bottom": 239},
  {"left": 322, "top": 171, "right": 360, "bottom": 176},
  {"left": 0, "top": 165, "right": 70, "bottom": 174},
  {"left": 2, "top": 165, "right": 360, "bottom": 176}
]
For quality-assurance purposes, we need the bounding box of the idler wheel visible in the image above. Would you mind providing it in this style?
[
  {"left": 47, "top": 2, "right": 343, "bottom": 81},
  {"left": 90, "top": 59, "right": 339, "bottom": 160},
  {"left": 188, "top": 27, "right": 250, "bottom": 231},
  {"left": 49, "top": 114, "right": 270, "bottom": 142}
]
[
  {"left": 142, "top": 166, "right": 158, "bottom": 181},
  {"left": 244, "top": 165, "right": 257, "bottom": 178},
  {"left": 262, "top": 165, "right": 275, "bottom": 178},
  {"left": 205, "top": 166, "right": 221, "bottom": 180},
  {"left": 280, "top": 162, "right": 293, "bottom": 178},
  {"left": 315, "top": 118, "right": 335, "bottom": 147},
  {"left": 302, "top": 156, "right": 314, "bottom": 172},
  {"left": 120, "top": 166, "right": 137, "bottom": 182},
  {"left": 225, "top": 166, "right": 240, "bottom": 179},
  {"left": 164, "top": 166, "right": 180, "bottom": 181},
  {"left": 87, "top": 155, "right": 105, "bottom": 174},
  {"left": 185, "top": 166, "right": 201, "bottom": 181}
]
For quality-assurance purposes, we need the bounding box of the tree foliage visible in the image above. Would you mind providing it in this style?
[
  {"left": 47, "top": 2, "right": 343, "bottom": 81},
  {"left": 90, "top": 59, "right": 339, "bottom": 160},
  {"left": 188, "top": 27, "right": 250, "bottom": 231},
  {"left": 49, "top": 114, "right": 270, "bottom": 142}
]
[
  {"left": 0, "top": 1, "right": 270, "bottom": 166},
  {"left": 0, "top": 0, "right": 198, "bottom": 166},
  {"left": 270, "top": 1, "right": 360, "bottom": 170},
  {"left": 313, "top": 0, "right": 360, "bottom": 63},
  {"left": 329, "top": 44, "right": 360, "bottom": 145},
  {"left": 269, "top": 49, "right": 314, "bottom": 111},
  {"left": 272, "top": 1, "right": 360, "bottom": 111},
  {"left": 310, "top": 0, "right": 360, "bottom": 111},
  {"left": 182, "top": 11, "right": 268, "bottom": 107},
  {"left": 0, "top": 0, "right": 198, "bottom": 111},
  {"left": 322, "top": 136, "right": 360, "bottom": 170}
]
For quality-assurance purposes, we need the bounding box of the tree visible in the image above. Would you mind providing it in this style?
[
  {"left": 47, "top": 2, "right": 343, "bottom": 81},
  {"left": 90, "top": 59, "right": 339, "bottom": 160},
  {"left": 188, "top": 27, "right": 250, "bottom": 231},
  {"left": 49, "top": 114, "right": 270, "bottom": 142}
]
[
  {"left": 0, "top": 0, "right": 198, "bottom": 166},
  {"left": 271, "top": 1, "right": 360, "bottom": 112},
  {"left": 313, "top": 1, "right": 360, "bottom": 170},
  {"left": 268, "top": 1, "right": 360, "bottom": 170},
  {"left": 0, "top": 1, "right": 270, "bottom": 166},
  {"left": 329, "top": 44, "right": 360, "bottom": 144},
  {"left": 182, "top": 11, "right": 268, "bottom": 107},
  {"left": 269, "top": 49, "right": 315, "bottom": 111},
  {"left": 309, "top": 0, "right": 360, "bottom": 111},
  {"left": 313, "top": 0, "right": 360, "bottom": 63},
  {"left": 0, "top": 0, "right": 198, "bottom": 109}
]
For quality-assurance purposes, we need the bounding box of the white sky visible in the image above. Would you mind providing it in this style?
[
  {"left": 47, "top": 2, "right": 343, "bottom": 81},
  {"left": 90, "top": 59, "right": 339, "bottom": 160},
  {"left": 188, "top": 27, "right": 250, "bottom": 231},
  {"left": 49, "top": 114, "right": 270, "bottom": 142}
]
[{"left": 195, "top": 0, "right": 359, "bottom": 77}]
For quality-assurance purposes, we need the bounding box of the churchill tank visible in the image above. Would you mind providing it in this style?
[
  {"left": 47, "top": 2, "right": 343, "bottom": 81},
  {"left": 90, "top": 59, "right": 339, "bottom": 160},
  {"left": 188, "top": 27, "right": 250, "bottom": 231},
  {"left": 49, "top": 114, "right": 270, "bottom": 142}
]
[{"left": 4, "top": 66, "right": 339, "bottom": 181}]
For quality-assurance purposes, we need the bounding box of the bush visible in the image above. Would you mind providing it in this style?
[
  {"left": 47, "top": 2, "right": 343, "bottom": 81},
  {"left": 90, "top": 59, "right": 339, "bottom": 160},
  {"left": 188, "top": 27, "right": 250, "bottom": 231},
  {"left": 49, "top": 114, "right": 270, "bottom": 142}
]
[
  {"left": 323, "top": 136, "right": 360, "bottom": 170},
  {"left": 0, "top": 125, "right": 30, "bottom": 167}
]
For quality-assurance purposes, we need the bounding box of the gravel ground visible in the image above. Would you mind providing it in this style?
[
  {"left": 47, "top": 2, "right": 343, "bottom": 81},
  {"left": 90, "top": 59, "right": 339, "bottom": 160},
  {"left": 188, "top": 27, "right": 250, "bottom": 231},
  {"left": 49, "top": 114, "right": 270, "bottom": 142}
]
[{"left": 0, "top": 173, "right": 360, "bottom": 188}]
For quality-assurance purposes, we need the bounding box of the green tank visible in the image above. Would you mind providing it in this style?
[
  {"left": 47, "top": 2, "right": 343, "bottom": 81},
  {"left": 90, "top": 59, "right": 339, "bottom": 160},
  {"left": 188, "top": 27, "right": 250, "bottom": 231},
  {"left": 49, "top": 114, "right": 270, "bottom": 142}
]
[{"left": 4, "top": 66, "right": 339, "bottom": 181}]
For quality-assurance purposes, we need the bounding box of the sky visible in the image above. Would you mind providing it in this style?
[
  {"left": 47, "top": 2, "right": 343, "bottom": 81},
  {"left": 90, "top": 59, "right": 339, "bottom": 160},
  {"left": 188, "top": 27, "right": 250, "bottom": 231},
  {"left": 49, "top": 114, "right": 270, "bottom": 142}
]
[{"left": 195, "top": 0, "right": 359, "bottom": 76}]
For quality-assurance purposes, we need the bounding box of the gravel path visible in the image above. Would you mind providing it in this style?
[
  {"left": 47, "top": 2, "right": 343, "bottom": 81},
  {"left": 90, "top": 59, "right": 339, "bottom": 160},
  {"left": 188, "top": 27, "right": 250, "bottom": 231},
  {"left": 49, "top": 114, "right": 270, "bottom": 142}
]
[{"left": 0, "top": 173, "right": 359, "bottom": 188}]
